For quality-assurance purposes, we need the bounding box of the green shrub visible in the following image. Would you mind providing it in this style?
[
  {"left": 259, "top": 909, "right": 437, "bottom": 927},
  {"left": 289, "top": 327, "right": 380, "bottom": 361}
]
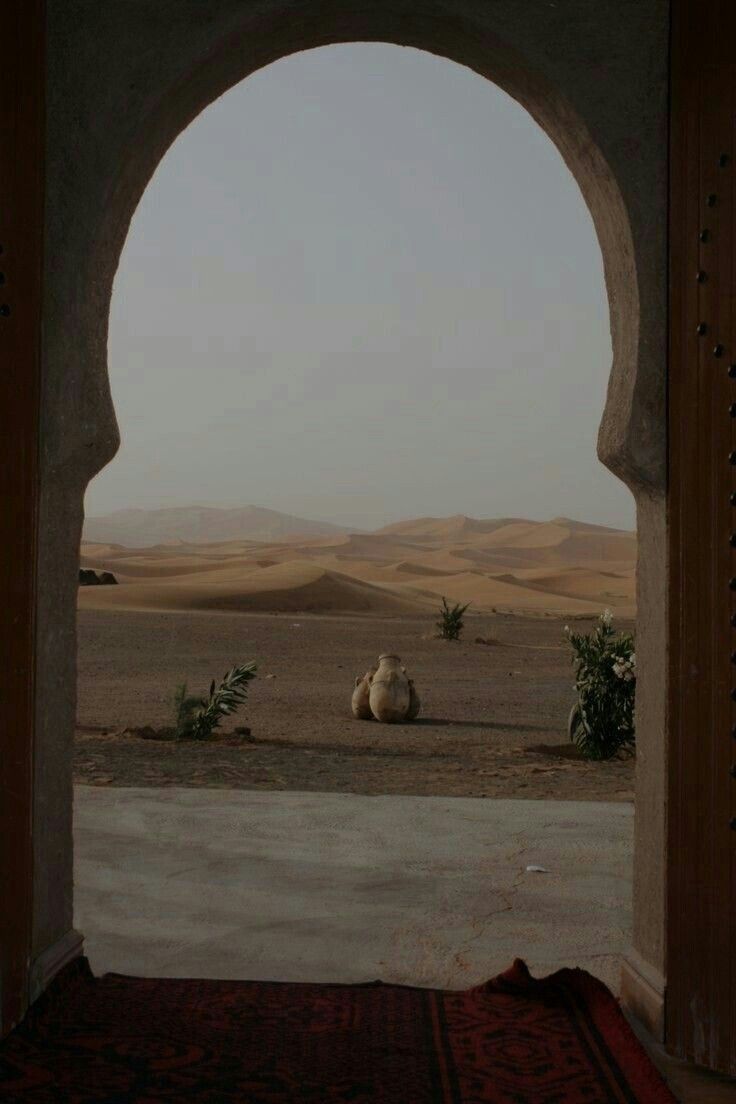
[
  {"left": 436, "top": 597, "right": 470, "bottom": 641},
  {"left": 172, "top": 662, "right": 257, "bottom": 740},
  {"left": 565, "top": 610, "right": 635, "bottom": 760}
]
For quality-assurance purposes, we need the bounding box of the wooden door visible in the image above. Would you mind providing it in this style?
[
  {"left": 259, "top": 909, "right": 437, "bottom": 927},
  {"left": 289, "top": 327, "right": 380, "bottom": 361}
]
[
  {"left": 668, "top": 0, "right": 736, "bottom": 1076},
  {"left": 0, "top": 1, "right": 45, "bottom": 1037}
]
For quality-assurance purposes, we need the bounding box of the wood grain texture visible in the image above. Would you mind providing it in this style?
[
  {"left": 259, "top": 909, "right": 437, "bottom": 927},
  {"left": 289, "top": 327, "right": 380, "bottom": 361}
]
[
  {"left": 667, "top": 0, "right": 736, "bottom": 1074},
  {"left": 0, "top": 0, "right": 44, "bottom": 1036}
]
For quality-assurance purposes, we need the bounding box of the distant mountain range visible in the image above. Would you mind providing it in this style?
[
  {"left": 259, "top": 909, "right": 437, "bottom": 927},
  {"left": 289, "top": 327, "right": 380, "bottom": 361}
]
[{"left": 82, "top": 505, "right": 351, "bottom": 547}]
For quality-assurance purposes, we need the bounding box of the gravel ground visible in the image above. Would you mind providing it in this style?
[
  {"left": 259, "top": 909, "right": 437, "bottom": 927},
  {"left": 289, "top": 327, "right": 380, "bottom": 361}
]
[{"left": 75, "top": 608, "right": 635, "bottom": 801}]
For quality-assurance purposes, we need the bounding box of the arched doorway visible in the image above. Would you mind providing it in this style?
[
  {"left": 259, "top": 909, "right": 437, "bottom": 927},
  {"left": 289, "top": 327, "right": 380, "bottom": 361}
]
[
  {"left": 74, "top": 39, "right": 635, "bottom": 994},
  {"left": 8, "top": 0, "right": 675, "bottom": 1069}
]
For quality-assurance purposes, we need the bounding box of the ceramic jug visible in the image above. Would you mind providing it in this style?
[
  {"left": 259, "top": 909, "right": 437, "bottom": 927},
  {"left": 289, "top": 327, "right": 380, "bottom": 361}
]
[
  {"left": 351, "top": 667, "right": 376, "bottom": 720},
  {"left": 369, "top": 654, "right": 411, "bottom": 723}
]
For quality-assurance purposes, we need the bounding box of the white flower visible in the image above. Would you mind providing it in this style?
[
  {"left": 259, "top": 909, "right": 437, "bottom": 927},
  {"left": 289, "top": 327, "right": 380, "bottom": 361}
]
[
  {"left": 601, "top": 608, "right": 613, "bottom": 627},
  {"left": 629, "top": 652, "right": 636, "bottom": 667}
]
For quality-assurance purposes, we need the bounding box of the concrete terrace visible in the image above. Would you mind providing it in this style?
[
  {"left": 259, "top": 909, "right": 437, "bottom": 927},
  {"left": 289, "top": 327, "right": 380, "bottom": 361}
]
[{"left": 74, "top": 787, "right": 632, "bottom": 994}]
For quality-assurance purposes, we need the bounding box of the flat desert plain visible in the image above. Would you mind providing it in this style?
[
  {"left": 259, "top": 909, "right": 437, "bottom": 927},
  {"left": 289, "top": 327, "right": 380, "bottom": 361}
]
[{"left": 76, "top": 515, "right": 636, "bottom": 801}]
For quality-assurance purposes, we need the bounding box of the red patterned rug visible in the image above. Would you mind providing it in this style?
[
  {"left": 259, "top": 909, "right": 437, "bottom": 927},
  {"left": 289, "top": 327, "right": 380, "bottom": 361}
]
[{"left": 0, "top": 957, "right": 674, "bottom": 1102}]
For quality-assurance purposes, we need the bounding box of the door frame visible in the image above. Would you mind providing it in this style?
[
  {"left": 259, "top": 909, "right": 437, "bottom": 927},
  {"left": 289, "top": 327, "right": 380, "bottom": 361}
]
[
  {"left": 0, "top": 0, "right": 45, "bottom": 1037},
  {"left": 666, "top": 0, "right": 736, "bottom": 1075}
]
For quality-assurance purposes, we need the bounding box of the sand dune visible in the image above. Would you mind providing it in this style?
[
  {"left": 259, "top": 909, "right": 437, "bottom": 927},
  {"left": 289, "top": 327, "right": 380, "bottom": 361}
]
[
  {"left": 79, "top": 513, "right": 636, "bottom": 617},
  {"left": 377, "top": 514, "right": 524, "bottom": 540},
  {"left": 81, "top": 560, "right": 427, "bottom": 615},
  {"left": 392, "top": 561, "right": 454, "bottom": 577},
  {"left": 402, "top": 572, "right": 610, "bottom": 614}
]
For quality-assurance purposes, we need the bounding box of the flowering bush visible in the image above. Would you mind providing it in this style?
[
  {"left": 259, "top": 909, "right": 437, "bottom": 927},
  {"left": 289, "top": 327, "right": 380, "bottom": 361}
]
[{"left": 564, "top": 610, "right": 635, "bottom": 760}]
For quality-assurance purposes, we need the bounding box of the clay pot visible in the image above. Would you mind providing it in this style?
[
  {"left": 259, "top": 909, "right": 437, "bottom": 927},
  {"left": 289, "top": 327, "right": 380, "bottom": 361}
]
[
  {"left": 369, "top": 654, "right": 411, "bottom": 723},
  {"left": 351, "top": 668, "right": 376, "bottom": 720},
  {"left": 407, "top": 679, "right": 421, "bottom": 721}
]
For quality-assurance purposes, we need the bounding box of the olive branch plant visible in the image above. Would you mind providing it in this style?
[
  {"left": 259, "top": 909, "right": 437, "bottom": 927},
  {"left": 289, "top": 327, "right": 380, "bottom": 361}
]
[
  {"left": 436, "top": 597, "right": 470, "bottom": 641},
  {"left": 173, "top": 662, "right": 257, "bottom": 741}
]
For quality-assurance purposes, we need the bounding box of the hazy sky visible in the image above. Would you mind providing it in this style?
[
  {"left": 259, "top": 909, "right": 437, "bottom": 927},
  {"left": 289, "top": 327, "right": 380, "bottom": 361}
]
[{"left": 87, "top": 43, "right": 634, "bottom": 531}]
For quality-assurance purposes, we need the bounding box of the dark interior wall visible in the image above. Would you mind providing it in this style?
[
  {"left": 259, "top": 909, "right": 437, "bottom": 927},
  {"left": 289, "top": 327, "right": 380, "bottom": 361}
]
[{"left": 0, "top": 0, "right": 44, "bottom": 1035}]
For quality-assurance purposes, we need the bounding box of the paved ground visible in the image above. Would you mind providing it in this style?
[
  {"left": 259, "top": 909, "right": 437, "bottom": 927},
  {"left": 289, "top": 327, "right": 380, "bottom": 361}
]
[{"left": 74, "top": 786, "right": 632, "bottom": 994}]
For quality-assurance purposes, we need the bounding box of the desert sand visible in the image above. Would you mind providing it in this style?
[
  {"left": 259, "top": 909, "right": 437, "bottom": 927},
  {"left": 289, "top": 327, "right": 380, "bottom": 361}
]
[
  {"left": 76, "top": 513, "right": 636, "bottom": 801},
  {"left": 79, "top": 513, "right": 636, "bottom": 618},
  {"left": 75, "top": 608, "right": 635, "bottom": 802}
]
